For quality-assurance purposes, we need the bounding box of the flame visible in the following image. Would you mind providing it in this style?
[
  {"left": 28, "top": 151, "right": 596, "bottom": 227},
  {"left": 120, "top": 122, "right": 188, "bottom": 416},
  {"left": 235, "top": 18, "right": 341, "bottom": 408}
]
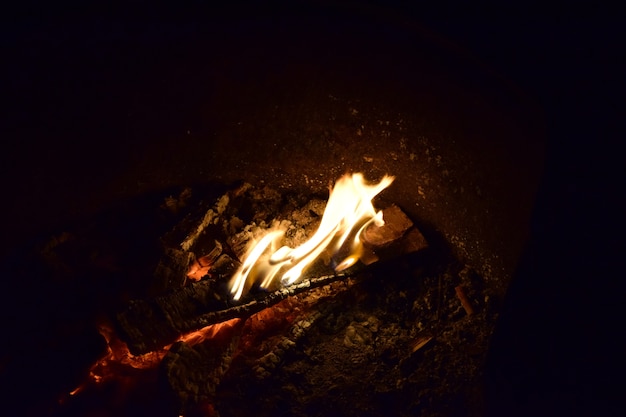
[{"left": 229, "top": 173, "right": 394, "bottom": 300}]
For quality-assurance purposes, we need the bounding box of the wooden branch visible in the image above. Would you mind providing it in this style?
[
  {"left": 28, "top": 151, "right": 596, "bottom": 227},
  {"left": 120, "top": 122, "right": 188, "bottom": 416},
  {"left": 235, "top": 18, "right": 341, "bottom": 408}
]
[
  {"left": 186, "top": 272, "right": 350, "bottom": 332},
  {"left": 116, "top": 272, "right": 350, "bottom": 355},
  {"left": 116, "top": 204, "right": 428, "bottom": 355},
  {"left": 455, "top": 285, "right": 475, "bottom": 316}
]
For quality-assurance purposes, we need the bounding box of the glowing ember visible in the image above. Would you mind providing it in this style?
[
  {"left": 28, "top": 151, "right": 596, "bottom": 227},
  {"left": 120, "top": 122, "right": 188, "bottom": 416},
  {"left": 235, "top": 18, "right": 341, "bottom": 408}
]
[
  {"left": 178, "top": 318, "right": 242, "bottom": 345},
  {"left": 187, "top": 242, "right": 223, "bottom": 281},
  {"left": 187, "top": 253, "right": 217, "bottom": 281},
  {"left": 229, "top": 173, "right": 394, "bottom": 300},
  {"left": 65, "top": 319, "right": 243, "bottom": 408}
]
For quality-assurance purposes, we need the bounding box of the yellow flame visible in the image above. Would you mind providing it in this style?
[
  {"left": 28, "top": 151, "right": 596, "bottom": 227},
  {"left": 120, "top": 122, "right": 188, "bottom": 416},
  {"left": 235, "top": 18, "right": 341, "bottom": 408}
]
[{"left": 229, "top": 173, "right": 394, "bottom": 300}]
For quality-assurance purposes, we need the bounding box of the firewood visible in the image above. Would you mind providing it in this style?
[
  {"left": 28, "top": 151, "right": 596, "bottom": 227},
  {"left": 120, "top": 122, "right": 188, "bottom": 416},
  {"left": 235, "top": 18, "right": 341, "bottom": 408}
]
[
  {"left": 362, "top": 204, "right": 428, "bottom": 262},
  {"left": 409, "top": 333, "right": 434, "bottom": 354},
  {"left": 152, "top": 183, "right": 250, "bottom": 293},
  {"left": 116, "top": 279, "right": 230, "bottom": 355},
  {"left": 116, "top": 272, "right": 350, "bottom": 355},
  {"left": 454, "top": 285, "right": 475, "bottom": 316},
  {"left": 187, "top": 273, "right": 351, "bottom": 332},
  {"left": 362, "top": 205, "right": 414, "bottom": 247},
  {"left": 161, "top": 318, "right": 245, "bottom": 407},
  {"left": 116, "top": 202, "right": 428, "bottom": 355},
  {"left": 186, "top": 241, "right": 223, "bottom": 281}
]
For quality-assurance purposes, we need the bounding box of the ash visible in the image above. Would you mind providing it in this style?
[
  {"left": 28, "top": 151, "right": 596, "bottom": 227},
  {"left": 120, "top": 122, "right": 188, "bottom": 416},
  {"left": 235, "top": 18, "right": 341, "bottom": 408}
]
[
  {"left": 156, "top": 184, "right": 499, "bottom": 417},
  {"left": 6, "top": 182, "right": 500, "bottom": 417}
]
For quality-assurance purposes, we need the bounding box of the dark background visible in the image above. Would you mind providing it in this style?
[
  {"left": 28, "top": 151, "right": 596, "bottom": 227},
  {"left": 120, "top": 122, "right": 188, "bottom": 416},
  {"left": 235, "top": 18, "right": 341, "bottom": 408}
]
[{"left": 2, "top": 2, "right": 624, "bottom": 416}]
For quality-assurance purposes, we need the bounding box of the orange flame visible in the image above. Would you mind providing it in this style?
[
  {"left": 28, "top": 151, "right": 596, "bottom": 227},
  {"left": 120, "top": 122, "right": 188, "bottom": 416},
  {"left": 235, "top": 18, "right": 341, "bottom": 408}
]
[{"left": 229, "top": 173, "right": 394, "bottom": 300}]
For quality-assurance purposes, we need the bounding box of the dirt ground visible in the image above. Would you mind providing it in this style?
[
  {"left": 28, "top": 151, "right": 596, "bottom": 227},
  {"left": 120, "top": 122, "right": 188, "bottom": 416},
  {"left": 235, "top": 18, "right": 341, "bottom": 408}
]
[
  {"left": 1, "top": 181, "right": 501, "bottom": 417},
  {"left": 182, "top": 183, "right": 499, "bottom": 417}
]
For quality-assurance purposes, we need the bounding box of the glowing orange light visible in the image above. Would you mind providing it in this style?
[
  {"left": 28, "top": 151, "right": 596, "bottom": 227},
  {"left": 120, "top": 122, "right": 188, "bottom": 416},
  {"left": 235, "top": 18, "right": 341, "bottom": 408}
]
[{"left": 229, "top": 173, "right": 393, "bottom": 300}]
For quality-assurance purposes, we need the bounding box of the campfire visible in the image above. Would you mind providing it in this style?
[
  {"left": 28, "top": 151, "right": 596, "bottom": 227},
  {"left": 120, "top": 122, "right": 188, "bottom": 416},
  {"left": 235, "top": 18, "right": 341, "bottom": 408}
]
[
  {"left": 4, "top": 172, "right": 499, "bottom": 417},
  {"left": 0, "top": 4, "right": 547, "bottom": 416},
  {"left": 229, "top": 173, "right": 395, "bottom": 300}
]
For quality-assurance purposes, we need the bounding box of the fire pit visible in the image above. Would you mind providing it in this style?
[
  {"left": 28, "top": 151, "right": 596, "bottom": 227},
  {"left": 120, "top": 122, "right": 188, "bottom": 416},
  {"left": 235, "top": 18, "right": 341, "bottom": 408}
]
[{"left": 1, "top": 8, "right": 544, "bottom": 417}]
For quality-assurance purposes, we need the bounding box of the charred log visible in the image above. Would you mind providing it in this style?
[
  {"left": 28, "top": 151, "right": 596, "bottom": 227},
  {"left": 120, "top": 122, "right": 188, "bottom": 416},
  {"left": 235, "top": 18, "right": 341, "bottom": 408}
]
[
  {"left": 116, "top": 278, "right": 229, "bottom": 355},
  {"left": 116, "top": 273, "right": 350, "bottom": 355},
  {"left": 116, "top": 204, "right": 428, "bottom": 355},
  {"left": 187, "top": 273, "right": 352, "bottom": 332}
]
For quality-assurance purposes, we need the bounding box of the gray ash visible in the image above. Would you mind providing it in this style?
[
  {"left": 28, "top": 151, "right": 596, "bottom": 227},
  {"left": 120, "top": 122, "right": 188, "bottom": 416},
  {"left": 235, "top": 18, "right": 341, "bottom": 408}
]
[
  {"left": 2, "top": 182, "right": 499, "bottom": 417},
  {"left": 146, "top": 183, "right": 498, "bottom": 417}
]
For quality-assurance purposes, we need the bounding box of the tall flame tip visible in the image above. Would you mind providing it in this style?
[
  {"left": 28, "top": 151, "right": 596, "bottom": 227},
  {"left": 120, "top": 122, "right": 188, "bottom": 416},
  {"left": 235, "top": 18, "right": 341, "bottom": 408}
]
[{"left": 229, "top": 172, "right": 393, "bottom": 299}]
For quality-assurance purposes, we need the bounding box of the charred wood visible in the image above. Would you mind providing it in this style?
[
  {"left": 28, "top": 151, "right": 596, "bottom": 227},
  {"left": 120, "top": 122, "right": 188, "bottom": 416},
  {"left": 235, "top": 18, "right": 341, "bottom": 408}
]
[
  {"left": 116, "top": 273, "right": 350, "bottom": 355},
  {"left": 187, "top": 273, "right": 352, "bottom": 333},
  {"left": 161, "top": 318, "right": 245, "bottom": 409},
  {"left": 117, "top": 199, "right": 428, "bottom": 355},
  {"left": 151, "top": 184, "right": 250, "bottom": 294},
  {"left": 362, "top": 204, "right": 428, "bottom": 262}
]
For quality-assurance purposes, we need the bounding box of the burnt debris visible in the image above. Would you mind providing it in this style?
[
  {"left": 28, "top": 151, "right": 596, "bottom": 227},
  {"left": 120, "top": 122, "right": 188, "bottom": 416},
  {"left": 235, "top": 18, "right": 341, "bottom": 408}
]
[{"left": 2, "top": 181, "right": 498, "bottom": 417}]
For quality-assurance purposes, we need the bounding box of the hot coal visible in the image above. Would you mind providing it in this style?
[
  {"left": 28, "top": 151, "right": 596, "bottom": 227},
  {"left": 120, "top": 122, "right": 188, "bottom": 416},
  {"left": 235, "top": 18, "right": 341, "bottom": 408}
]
[
  {"left": 136, "top": 183, "right": 495, "bottom": 417},
  {"left": 210, "top": 257, "right": 495, "bottom": 417},
  {"left": 116, "top": 188, "right": 428, "bottom": 355},
  {"left": 1, "top": 182, "right": 500, "bottom": 417}
]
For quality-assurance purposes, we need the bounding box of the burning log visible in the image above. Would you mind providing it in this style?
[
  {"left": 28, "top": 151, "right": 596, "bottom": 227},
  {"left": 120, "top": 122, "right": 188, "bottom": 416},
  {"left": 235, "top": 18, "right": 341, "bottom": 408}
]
[
  {"left": 115, "top": 175, "right": 428, "bottom": 355},
  {"left": 151, "top": 184, "right": 250, "bottom": 293},
  {"left": 116, "top": 205, "right": 427, "bottom": 355},
  {"left": 187, "top": 273, "right": 352, "bottom": 331},
  {"left": 117, "top": 273, "right": 351, "bottom": 355},
  {"left": 253, "top": 311, "right": 325, "bottom": 380},
  {"left": 161, "top": 318, "right": 245, "bottom": 407}
]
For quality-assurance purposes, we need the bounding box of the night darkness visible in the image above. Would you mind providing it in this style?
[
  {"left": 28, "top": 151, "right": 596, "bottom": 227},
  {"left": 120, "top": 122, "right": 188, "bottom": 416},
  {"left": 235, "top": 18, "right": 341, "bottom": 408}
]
[{"left": 2, "top": 2, "right": 624, "bottom": 416}]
